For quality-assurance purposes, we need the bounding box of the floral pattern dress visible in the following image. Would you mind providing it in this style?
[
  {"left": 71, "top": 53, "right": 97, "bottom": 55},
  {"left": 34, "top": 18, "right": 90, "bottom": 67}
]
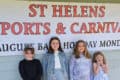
[
  {"left": 70, "top": 55, "right": 92, "bottom": 80},
  {"left": 94, "top": 66, "right": 109, "bottom": 80}
]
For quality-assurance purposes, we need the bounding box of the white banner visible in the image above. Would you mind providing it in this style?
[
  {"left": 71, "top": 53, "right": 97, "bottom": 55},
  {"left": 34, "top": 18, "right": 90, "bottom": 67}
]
[{"left": 0, "top": 1, "right": 120, "bottom": 56}]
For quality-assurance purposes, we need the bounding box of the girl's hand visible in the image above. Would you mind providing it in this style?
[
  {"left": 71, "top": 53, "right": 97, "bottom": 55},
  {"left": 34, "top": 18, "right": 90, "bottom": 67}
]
[
  {"left": 102, "top": 64, "right": 108, "bottom": 73},
  {"left": 93, "top": 63, "right": 100, "bottom": 75}
]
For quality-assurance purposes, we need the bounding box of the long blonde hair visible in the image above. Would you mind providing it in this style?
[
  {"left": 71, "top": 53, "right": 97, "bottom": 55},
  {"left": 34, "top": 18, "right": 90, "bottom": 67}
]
[{"left": 73, "top": 40, "right": 91, "bottom": 59}]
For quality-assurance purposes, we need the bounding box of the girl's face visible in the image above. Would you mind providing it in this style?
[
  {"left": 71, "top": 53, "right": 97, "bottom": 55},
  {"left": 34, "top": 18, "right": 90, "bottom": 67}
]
[
  {"left": 96, "top": 54, "right": 103, "bottom": 64},
  {"left": 51, "top": 39, "right": 59, "bottom": 52},
  {"left": 24, "top": 50, "right": 34, "bottom": 60},
  {"left": 77, "top": 42, "right": 85, "bottom": 53}
]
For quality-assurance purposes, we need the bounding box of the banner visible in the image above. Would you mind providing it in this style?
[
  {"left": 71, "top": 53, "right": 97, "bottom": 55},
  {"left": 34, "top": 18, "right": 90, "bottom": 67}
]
[{"left": 0, "top": 1, "right": 120, "bottom": 56}]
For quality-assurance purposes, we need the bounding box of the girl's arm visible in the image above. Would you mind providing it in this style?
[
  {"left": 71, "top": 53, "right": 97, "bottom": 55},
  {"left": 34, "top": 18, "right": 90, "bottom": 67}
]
[
  {"left": 42, "top": 54, "right": 48, "bottom": 80},
  {"left": 36, "top": 60, "right": 43, "bottom": 80},
  {"left": 19, "top": 61, "right": 31, "bottom": 80},
  {"left": 64, "top": 54, "right": 69, "bottom": 80},
  {"left": 69, "top": 56, "right": 74, "bottom": 80},
  {"left": 93, "top": 63, "right": 100, "bottom": 75},
  {"left": 90, "top": 60, "right": 93, "bottom": 80}
]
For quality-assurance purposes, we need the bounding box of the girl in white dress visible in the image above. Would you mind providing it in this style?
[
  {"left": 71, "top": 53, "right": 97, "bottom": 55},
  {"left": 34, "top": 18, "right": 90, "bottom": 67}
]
[{"left": 92, "top": 51, "right": 109, "bottom": 80}]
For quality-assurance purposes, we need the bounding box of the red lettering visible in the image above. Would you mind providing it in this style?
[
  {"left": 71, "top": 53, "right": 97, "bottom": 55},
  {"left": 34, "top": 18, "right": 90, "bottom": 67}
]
[
  {"left": 0, "top": 22, "right": 10, "bottom": 35},
  {"left": 11, "top": 22, "right": 23, "bottom": 35},
  {"left": 29, "top": 4, "right": 47, "bottom": 17},
  {"left": 52, "top": 5, "right": 63, "bottom": 17}
]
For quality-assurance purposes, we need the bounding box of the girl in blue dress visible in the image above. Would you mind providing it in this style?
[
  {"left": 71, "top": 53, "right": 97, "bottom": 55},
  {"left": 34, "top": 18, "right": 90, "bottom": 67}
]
[
  {"left": 69, "top": 40, "right": 92, "bottom": 80},
  {"left": 92, "top": 51, "right": 109, "bottom": 80}
]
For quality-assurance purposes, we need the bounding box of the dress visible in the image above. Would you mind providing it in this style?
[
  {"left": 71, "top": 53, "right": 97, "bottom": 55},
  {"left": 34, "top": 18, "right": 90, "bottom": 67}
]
[
  {"left": 70, "top": 55, "right": 92, "bottom": 80},
  {"left": 94, "top": 66, "right": 109, "bottom": 80}
]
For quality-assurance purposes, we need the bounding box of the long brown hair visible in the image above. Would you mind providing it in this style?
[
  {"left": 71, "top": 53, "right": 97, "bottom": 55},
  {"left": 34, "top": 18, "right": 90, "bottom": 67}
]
[
  {"left": 92, "top": 51, "right": 106, "bottom": 64},
  {"left": 48, "top": 36, "right": 63, "bottom": 53},
  {"left": 73, "top": 40, "right": 91, "bottom": 59}
]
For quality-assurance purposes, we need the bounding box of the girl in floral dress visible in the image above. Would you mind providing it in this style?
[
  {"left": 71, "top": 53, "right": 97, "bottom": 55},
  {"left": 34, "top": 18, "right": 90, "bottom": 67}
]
[
  {"left": 69, "top": 40, "right": 92, "bottom": 80},
  {"left": 92, "top": 51, "right": 109, "bottom": 80}
]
